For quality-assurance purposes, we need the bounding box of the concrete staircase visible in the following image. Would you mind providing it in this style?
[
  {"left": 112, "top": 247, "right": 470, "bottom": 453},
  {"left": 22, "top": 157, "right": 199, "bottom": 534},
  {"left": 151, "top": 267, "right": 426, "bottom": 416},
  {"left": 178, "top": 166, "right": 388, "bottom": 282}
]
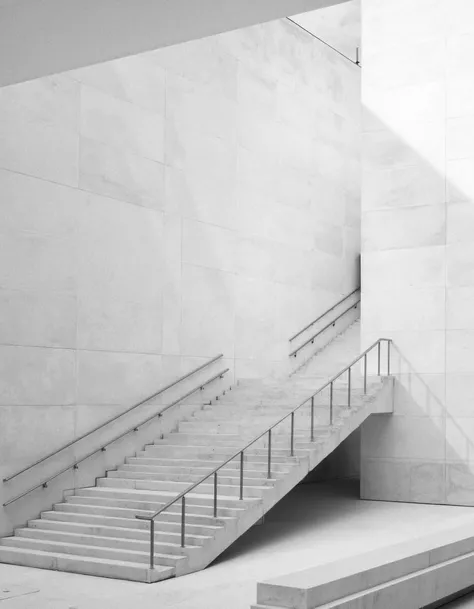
[{"left": 0, "top": 321, "right": 393, "bottom": 582}]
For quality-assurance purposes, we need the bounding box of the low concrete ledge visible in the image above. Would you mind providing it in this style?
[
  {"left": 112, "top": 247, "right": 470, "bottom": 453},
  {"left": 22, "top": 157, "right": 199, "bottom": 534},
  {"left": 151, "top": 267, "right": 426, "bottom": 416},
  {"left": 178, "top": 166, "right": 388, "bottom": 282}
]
[{"left": 252, "top": 519, "right": 474, "bottom": 609}]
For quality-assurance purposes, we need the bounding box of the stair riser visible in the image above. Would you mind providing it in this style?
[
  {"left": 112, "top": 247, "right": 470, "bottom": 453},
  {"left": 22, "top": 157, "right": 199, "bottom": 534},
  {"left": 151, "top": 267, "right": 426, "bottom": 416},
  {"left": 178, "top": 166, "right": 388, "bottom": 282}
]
[
  {"left": 3, "top": 536, "right": 183, "bottom": 566},
  {"left": 0, "top": 545, "right": 174, "bottom": 582},
  {"left": 97, "top": 478, "right": 275, "bottom": 497},
  {"left": 142, "top": 446, "right": 308, "bottom": 458},
  {"left": 19, "top": 527, "right": 203, "bottom": 554},
  {"left": 56, "top": 503, "right": 233, "bottom": 526},
  {"left": 67, "top": 496, "right": 246, "bottom": 516},
  {"left": 128, "top": 457, "right": 291, "bottom": 471},
  {"left": 42, "top": 512, "right": 221, "bottom": 537},
  {"left": 107, "top": 471, "right": 278, "bottom": 486},
  {"left": 120, "top": 464, "right": 286, "bottom": 479},
  {"left": 75, "top": 488, "right": 259, "bottom": 508},
  {"left": 28, "top": 520, "right": 209, "bottom": 547},
  {"left": 136, "top": 451, "right": 297, "bottom": 464}
]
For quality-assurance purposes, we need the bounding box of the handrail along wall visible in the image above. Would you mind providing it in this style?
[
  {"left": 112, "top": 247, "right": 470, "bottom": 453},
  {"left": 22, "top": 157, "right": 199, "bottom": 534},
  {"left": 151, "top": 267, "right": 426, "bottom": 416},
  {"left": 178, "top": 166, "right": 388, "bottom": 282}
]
[
  {"left": 289, "top": 287, "right": 360, "bottom": 343},
  {"left": 138, "top": 338, "right": 392, "bottom": 570},
  {"left": 290, "top": 299, "right": 360, "bottom": 358},
  {"left": 3, "top": 354, "right": 229, "bottom": 507}
]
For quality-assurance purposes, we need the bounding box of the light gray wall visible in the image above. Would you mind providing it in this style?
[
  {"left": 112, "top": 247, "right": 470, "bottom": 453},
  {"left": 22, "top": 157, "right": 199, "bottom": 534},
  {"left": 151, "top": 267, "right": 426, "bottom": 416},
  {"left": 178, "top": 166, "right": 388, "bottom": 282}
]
[
  {"left": 0, "top": 16, "right": 361, "bottom": 505},
  {"left": 0, "top": 0, "right": 349, "bottom": 87},
  {"left": 360, "top": 0, "right": 474, "bottom": 505}
]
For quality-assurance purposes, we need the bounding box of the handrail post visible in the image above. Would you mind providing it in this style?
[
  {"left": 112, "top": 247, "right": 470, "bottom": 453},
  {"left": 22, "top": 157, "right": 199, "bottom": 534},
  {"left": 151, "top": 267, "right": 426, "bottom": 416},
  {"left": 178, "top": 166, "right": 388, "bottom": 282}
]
[
  {"left": 267, "top": 429, "right": 272, "bottom": 479},
  {"left": 239, "top": 451, "right": 244, "bottom": 500},
  {"left": 348, "top": 367, "right": 351, "bottom": 409},
  {"left": 213, "top": 472, "right": 218, "bottom": 518},
  {"left": 310, "top": 397, "right": 314, "bottom": 441},
  {"left": 290, "top": 412, "right": 295, "bottom": 457},
  {"left": 364, "top": 353, "right": 367, "bottom": 394},
  {"left": 330, "top": 382, "right": 333, "bottom": 426},
  {"left": 181, "top": 496, "right": 186, "bottom": 547},
  {"left": 377, "top": 341, "right": 381, "bottom": 376},
  {"left": 387, "top": 340, "right": 391, "bottom": 375},
  {"left": 150, "top": 518, "right": 155, "bottom": 570}
]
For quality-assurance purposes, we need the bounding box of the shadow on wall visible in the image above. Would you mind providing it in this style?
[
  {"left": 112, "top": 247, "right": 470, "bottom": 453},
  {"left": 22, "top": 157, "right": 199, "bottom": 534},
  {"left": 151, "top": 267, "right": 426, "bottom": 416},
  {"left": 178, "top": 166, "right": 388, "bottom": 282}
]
[{"left": 360, "top": 105, "right": 474, "bottom": 506}]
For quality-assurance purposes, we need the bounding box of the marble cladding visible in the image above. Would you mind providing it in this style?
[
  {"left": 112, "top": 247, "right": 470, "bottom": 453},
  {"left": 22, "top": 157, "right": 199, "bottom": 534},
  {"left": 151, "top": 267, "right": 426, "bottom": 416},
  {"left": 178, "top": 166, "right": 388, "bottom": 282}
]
[
  {"left": 361, "top": 0, "right": 474, "bottom": 505},
  {"left": 0, "top": 14, "right": 361, "bottom": 477}
]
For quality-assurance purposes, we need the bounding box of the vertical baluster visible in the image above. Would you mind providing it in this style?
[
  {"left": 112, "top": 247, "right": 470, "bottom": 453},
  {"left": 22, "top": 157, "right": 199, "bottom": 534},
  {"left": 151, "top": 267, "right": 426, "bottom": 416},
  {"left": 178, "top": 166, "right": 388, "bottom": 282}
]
[
  {"left": 290, "top": 412, "right": 295, "bottom": 457},
  {"left": 364, "top": 353, "right": 367, "bottom": 394},
  {"left": 267, "top": 429, "right": 272, "bottom": 479},
  {"left": 310, "top": 397, "right": 314, "bottom": 441},
  {"left": 387, "top": 340, "right": 391, "bottom": 376},
  {"left": 181, "top": 496, "right": 185, "bottom": 547},
  {"left": 239, "top": 451, "right": 244, "bottom": 500},
  {"left": 150, "top": 518, "right": 155, "bottom": 569},
  {"left": 377, "top": 341, "right": 381, "bottom": 376},
  {"left": 213, "top": 472, "right": 218, "bottom": 518},
  {"left": 348, "top": 367, "right": 351, "bottom": 409},
  {"left": 330, "top": 382, "right": 333, "bottom": 426}
]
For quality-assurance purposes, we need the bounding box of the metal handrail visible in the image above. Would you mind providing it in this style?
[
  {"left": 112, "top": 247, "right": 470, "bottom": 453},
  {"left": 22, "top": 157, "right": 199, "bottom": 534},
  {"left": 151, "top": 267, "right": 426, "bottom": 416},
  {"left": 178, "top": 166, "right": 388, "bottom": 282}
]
[
  {"left": 3, "top": 368, "right": 229, "bottom": 507},
  {"left": 137, "top": 338, "right": 392, "bottom": 570},
  {"left": 289, "top": 300, "right": 360, "bottom": 357},
  {"left": 289, "top": 287, "right": 360, "bottom": 342},
  {"left": 3, "top": 354, "right": 224, "bottom": 484}
]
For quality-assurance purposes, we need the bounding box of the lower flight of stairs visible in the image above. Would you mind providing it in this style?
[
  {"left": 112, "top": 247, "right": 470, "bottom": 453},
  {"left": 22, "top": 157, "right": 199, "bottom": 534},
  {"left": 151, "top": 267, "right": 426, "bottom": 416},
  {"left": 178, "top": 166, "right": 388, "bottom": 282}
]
[{"left": 0, "top": 370, "right": 391, "bottom": 582}]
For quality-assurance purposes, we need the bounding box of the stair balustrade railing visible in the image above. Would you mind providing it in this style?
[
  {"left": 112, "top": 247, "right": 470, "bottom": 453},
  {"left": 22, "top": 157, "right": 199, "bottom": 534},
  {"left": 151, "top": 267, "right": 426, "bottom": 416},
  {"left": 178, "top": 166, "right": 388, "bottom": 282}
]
[
  {"left": 3, "top": 354, "right": 229, "bottom": 507},
  {"left": 137, "top": 338, "right": 392, "bottom": 570},
  {"left": 289, "top": 287, "right": 360, "bottom": 357}
]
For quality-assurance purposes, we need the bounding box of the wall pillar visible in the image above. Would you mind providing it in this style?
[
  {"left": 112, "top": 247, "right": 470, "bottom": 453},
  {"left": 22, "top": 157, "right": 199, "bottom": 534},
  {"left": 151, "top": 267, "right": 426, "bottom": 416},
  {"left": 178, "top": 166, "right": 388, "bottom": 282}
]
[{"left": 360, "top": 0, "right": 474, "bottom": 505}]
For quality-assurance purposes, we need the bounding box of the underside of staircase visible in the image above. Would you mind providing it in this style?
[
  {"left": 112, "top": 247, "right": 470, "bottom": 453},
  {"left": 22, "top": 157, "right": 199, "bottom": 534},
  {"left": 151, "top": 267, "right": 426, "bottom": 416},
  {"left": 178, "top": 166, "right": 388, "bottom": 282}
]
[{"left": 0, "top": 322, "right": 393, "bottom": 583}]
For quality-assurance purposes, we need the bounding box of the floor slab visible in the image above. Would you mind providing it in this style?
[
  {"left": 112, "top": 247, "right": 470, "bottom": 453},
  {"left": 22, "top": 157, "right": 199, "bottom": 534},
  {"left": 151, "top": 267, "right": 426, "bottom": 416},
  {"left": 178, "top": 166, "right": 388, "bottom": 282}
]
[{"left": 1, "top": 480, "right": 473, "bottom": 609}]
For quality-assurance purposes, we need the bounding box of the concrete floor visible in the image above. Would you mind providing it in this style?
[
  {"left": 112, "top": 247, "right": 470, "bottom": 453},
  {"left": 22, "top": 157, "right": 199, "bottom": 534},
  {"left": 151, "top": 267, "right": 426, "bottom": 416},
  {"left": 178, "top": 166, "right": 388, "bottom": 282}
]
[{"left": 1, "top": 480, "right": 474, "bottom": 609}]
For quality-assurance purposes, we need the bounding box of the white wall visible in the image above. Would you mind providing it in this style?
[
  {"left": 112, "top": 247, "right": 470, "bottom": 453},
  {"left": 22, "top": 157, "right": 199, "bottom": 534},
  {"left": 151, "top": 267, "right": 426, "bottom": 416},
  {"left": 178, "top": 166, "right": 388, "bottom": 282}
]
[
  {"left": 360, "top": 0, "right": 474, "bottom": 505},
  {"left": 0, "top": 16, "right": 361, "bottom": 485}
]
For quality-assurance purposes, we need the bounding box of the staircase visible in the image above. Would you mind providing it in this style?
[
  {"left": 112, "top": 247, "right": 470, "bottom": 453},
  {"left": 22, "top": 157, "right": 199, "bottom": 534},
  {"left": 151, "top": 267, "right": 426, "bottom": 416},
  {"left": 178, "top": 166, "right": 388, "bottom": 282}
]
[{"left": 0, "top": 319, "right": 393, "bottom": 583}]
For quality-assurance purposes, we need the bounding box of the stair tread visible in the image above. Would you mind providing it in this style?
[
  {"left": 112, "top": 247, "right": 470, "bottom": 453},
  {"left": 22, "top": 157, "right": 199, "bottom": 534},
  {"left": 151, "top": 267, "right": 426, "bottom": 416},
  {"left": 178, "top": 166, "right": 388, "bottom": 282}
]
[
  {"left": 28, "top": 519, "right": 214, "bottom": 540},
  {"left": 0, "top": 545, "right": 174, "bottom": 573},
  {"left": 1, "top": 536, "right": 185, "bottom": 562}
]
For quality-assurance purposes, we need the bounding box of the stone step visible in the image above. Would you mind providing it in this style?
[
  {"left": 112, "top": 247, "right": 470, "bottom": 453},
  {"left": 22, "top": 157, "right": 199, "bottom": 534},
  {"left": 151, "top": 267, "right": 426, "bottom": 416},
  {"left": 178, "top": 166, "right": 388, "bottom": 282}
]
[
  {"left": 135, "top": 451, "right": 299, "bottom": 464},
  {"left": 55, "top": 502, "right": 236, "bottom": 526},
  {"left": 41, "top": 510, "right": 223, "bottom": 537},
  {"left": 108, "top": 469, "right": 279, "bottom": 486},
  {"left": 71, "top": 486, "right": 254, "bottom": 516},
  {"left": 17, "top": 526, "right": 202, "bottom": 558},
  {"left": 4, "top": 530, "right": 188, "bottom": 564},
  {"left": 142, "top": 444, "right": 312, "bottom": 458},
  {"left": 97, "top": 477, "right": 276, "bottom": 498},
  {"left": 76, "top": 486, "right": 263, "bottom": 508},
  {"left": 0, "top": 544, "right": 174, "bottom": 582},
  {"left": 27, "top": 518, "right": 212, "bottom": 547},
  {"left": 126, "top": 456, "right": 292, "bottom": 472},
  {"left": 119, "top": 463, "right": 284, "bottom": 479}
]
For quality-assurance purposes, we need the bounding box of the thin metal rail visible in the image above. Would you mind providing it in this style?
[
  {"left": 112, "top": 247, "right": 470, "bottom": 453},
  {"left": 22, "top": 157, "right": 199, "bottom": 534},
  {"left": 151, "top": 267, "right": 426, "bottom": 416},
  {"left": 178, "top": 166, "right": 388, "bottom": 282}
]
[
  {"left": 4, "top": 354, "right": 224, "bottom": 484},
  {"left": 289, "top": 300, "right": 360, "bottom": 357},
  {"left": 3, "top": 368, "right": 229, "bottom": 507},
  {"left": 289, "top": 288, "right": 360, "bottom": 343},
  {"left": 138, "top": 339, "right": 392, "bottom": 567}
]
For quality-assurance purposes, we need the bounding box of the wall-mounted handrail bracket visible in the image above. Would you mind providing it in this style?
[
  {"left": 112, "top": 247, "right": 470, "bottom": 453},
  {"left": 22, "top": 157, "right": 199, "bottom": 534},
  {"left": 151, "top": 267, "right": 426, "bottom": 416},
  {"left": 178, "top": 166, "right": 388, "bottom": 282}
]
[{"left": 3, "top": 361, "right": 229, "bottom": 507}]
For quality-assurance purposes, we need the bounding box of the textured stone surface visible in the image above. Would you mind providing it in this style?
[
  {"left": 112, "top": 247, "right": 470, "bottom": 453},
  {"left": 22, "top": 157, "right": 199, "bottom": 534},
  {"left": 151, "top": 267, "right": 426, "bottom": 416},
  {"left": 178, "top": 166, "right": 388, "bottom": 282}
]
[
  {"left": 0, "top": 6, "right": 361, "bottom": 512},
  {"left": 361, "top": 0, "right": 474, "bottom": 505}
]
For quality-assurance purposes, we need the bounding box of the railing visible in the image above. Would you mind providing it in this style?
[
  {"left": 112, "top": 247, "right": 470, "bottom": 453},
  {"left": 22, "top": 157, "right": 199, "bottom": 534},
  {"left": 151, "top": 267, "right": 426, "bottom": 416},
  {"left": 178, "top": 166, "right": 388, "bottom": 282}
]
[
  {"left": 3, "top": 355, "right": 228, "bottom": 507},
  {"left": 289, "top": 299, "right": 360, "bottom": 358},
  {"left": 137, "top": 338, "right": 392, "bottom": 570},
  {"left": 289, "top": 287, "right": 360, "bottom": 344}
]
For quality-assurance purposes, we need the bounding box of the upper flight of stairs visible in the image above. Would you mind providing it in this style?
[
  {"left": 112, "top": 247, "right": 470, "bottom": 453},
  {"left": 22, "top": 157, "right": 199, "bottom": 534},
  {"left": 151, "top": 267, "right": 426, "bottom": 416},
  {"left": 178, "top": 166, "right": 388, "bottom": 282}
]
[{"left": 0, "top": 321, "right": 393, "bottom": 582}]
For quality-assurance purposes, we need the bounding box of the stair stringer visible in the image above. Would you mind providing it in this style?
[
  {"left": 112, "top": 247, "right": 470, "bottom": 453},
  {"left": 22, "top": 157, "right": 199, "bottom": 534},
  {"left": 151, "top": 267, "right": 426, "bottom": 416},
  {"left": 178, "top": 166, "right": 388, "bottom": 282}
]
[{"left": 177, "top": 376, "right": 394, "bottom": 577}]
